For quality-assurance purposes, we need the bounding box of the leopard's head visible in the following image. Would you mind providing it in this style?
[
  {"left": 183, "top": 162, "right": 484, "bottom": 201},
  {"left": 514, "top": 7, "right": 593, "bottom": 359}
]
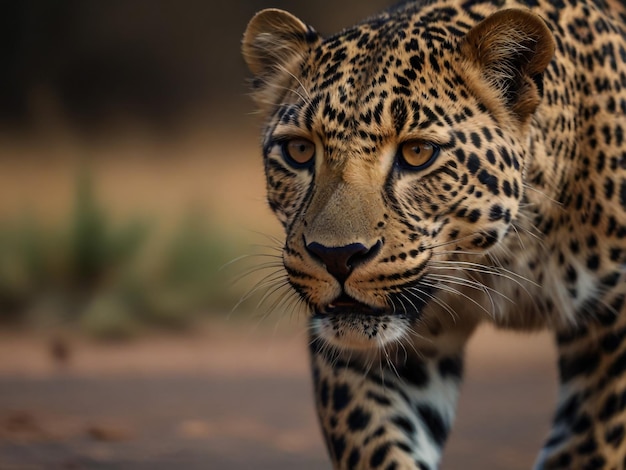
[{"left": 242, "top": 6, "right": 554, "bottom": 350}]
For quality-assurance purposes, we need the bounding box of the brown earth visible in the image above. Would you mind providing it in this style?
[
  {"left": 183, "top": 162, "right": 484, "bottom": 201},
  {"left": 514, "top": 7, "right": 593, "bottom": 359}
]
[{"left": 0, "top": 323, "right": 557, "bottom": 470}]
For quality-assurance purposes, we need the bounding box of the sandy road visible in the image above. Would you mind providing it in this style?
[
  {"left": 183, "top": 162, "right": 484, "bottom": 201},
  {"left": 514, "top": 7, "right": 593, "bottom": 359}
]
[{"left": 0, "top": 323, "right": 556, "bottom": 469}]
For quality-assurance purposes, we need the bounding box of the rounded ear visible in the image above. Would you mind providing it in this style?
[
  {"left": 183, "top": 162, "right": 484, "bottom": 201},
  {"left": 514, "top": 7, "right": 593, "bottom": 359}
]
[
  {"left": 461, "top": 9, "right": 555, "bottom": 120},
  {"left": 242, "top": 9, "right": 319, "bottom": 77}
]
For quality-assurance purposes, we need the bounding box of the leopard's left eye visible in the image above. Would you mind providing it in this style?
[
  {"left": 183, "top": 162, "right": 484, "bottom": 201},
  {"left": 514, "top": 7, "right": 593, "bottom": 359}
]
[
  {"left": 397, "top": 140, "right": 440, "bottom": 170},
  {"left": 281, "top": 138, "right": 316, "bottom": 168}
]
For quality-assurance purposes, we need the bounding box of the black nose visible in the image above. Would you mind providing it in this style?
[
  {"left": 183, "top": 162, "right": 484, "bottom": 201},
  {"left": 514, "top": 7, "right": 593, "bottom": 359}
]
[{"left": 305, "top": 240, "right": 382, "bottom": 283}]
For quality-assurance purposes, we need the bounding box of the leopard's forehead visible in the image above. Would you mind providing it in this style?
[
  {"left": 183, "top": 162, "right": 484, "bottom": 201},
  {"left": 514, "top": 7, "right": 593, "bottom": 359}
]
[
  {"left": 306, "top": 5, "right": 469, "bottom": 92},
  {"left": 271, "top": 7, "right": 479, "bottom": 162}
]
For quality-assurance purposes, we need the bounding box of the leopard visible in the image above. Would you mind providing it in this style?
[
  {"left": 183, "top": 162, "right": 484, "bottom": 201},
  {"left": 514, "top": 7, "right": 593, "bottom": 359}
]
[{"left": 241, "top": 0, "right": 626, "bottom": 468}]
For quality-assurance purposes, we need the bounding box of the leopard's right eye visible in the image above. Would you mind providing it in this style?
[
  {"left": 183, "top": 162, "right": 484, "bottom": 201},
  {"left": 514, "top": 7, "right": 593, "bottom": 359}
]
[
  {"left": 280, "top": 138, "right": 316, "bottom": 168},
  {"left": 397, "top": 140, "right": 440, "bottom": 171}
]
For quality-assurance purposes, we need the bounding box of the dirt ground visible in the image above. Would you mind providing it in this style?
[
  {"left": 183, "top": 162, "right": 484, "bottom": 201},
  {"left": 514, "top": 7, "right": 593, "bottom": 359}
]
[{"left": 0, "top": 322, "right": 557, "bottom": 470}]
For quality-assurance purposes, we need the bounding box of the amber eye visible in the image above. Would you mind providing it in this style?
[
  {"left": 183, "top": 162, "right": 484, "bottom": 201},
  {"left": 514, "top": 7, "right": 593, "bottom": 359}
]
[
  {"left": 281, "top": 138, "right": 316, "bottom": 168},
  {"left": 397, "top": 140, "right": 440, "bottom": 170}
]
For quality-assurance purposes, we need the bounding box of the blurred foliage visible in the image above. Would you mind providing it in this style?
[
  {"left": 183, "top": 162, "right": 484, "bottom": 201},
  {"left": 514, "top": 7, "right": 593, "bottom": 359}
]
[
  {"left": 0, "top": 170, "right": 239, "bottom": 338},
  {"left": 68, "top": 170, "right": 149, "bottom": 294}
]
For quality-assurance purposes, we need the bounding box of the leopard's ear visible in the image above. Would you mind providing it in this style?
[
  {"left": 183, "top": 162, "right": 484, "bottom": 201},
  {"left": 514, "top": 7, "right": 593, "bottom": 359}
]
[
  {"left": 242, "top": 9, "right": 320, "bottom": 108},
  {"left": 461, "top": 9, "right": 555, "bottom": 121}
]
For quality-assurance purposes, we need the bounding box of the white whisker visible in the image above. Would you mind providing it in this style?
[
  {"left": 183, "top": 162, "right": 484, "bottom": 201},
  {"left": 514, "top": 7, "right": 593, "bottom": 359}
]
[{"left": 420, "top": 280, "right": 494, "bottom": 319}]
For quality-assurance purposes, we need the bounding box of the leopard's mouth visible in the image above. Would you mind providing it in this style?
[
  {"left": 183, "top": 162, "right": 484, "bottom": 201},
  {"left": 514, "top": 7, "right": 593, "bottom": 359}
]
[
  {"left": 319, "top": 293, "right": 388, "bottom": 316},
  {"left": 311, "top": 292, "right": 427, "bottom": 350}
]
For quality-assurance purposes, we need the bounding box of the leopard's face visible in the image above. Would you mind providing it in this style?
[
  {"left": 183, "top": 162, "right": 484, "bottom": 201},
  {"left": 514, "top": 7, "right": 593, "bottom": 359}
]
[{"left": 243, "top": 7, "right": 554, "bottom": 350}]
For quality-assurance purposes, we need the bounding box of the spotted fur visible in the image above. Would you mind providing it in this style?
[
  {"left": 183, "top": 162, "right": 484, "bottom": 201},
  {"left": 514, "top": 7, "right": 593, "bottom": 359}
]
[{"left": 242, "top": 1, "right": 626, "bottom": 468}]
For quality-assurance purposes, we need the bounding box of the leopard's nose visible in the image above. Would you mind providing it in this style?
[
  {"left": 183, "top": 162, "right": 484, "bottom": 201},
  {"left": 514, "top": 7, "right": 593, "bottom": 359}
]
[{"left": 305, "top": 240, "right": 382, "bottom": 284}]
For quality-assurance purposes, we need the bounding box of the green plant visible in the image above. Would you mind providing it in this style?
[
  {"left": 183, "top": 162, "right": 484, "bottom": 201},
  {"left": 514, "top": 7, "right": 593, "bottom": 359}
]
[
  {"left": 137, "top": 213, "right": 238, "bottom": 327},
  {"left": 65, "top": 169, "right": 150, "bottom": 295},
  {"left": 0, "top": 167, "right": 242, "bottom": 337}
]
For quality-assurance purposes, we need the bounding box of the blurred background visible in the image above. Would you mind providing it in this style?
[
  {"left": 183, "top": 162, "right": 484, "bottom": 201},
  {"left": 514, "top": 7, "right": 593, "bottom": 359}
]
[{"left": 0, "top": 1, "right": 556, "bottom": 469}]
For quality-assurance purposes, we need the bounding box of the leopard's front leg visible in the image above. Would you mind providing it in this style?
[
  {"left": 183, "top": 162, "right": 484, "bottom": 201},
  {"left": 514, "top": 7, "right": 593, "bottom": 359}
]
[
  {"left": 535, "top": 294, "right": 626, "bottom": 469},
  {"left": 310, "top": 332, "right": 469, "bottom": 470}
]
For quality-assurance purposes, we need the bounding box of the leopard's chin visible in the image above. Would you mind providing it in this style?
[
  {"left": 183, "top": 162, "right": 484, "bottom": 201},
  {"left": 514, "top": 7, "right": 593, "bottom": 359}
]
[{"left": 310, "top": 297, "right": 414, "bottom": 350}]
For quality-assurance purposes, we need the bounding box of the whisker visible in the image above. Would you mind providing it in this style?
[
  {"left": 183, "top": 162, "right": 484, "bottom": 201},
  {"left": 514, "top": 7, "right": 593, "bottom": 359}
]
[
  {"left": 231, "top": 271, "right": 288, "bottom": 313},
  {"left": 405, "top": 287, "right": 459, "bottom": 322},
  {"left": 445, "top": 269, "right": 497, "bottom": 314},
  {"left": 399, "top": 292, "right": 421, "bottom": 315},
  {"left": 394, "top": 295, "right": 409, "bottom": 316},
  {"left": 419, "top": 280, "right": 494, "bottom": 318},
  {"left": 254, "top": 279, "right": 293, "bottom": 312},
  {"left": 422, "top": 233, "right": 479, "bottom": 251},
  {"left": 250, "top": 286, "right": 294, "bottom": 329},
  {"left": 509, "top": 222, "right": 527, "bottom": 252},
  {"left": 429, "top": 259, "right": 538, "bottom": 287},
  {"left": 230, "top": 262, "right": 284, "bottom": 285},
  {"left": 522, "top": 183, "right": 563, "bottom": 208},
  {"left": 381, "top": 342, "right": 401, "bottom": 380},
  {"left": 425, "top": 273, "right": 512, "bottom": 303},
  {"left": 220, "top": 251, "right": 281, "bottom": 272}
]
